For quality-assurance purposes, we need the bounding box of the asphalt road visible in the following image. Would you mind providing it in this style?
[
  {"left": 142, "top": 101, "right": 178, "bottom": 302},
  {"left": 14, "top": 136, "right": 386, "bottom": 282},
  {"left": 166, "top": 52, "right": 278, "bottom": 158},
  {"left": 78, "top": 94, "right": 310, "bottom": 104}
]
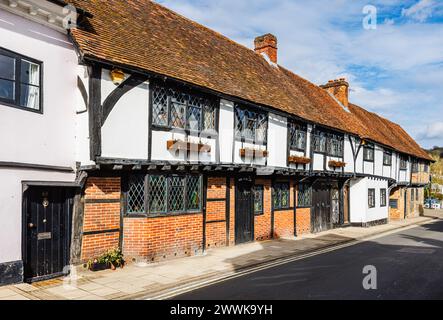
[{"left": 175, "top": 220, "right": 443, "bottom": 300}]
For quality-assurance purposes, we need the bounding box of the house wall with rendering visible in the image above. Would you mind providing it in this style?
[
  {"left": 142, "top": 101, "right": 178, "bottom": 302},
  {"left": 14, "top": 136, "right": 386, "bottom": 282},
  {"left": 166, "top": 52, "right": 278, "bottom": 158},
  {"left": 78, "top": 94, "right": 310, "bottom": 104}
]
[{"left": 0, "top": 7, "right": 78, "bottom": 283}]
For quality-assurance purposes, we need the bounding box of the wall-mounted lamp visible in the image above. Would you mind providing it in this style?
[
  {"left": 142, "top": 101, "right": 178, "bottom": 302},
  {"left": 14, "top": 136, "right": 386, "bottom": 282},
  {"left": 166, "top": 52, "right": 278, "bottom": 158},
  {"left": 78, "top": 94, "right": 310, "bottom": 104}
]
[
  {"left": 110, "top": 68, "right": 125, "bottom": 85},
  {"left": 361, "top": 139, "right": 367, "bottom": 146}
]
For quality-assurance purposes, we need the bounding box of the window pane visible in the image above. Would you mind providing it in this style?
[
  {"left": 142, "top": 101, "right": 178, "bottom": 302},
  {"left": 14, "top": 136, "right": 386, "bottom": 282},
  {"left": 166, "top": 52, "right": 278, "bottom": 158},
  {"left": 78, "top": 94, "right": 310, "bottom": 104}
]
[
  {"left": 187, "top": 176, "right": 201, "bottom": 211},
  {"left": 254, "top": 185, "right": 264, "bottom": 214},
  {"left": 298, "top": 184, "right": 311, "bottom": 207},
  {"left": 274, "top": 183, "right": 289, "bottom": 209},
  {"left": 187, "top": 105, "right": 201, "bottom": 131},
  {"left": 256, "top": 114, "right": 267, "bottom": 144},
  {"left": 0, "top": 55, "right": 15, "bottom": 80},
  {"left": 20, "top": 60, "right": 40, "bottom": 85},
  {"left": 0, "top": 78, "right": 15, "bottom": 100},
  {"left": 148, "top": 175, "right": 167, "bottom": 213},
  {"left": 169, "top": 176, "right": 185, "bottom": 212},
  {"left": 152, "top": 86, "right": 168, "bottom": 126},
  {"left": 127, "top": 175, "right": 145, "bottom": 214},
  {"left": 203, "top": 105, "right": 216, "bottom": 131},
  {"left": 171, "top": 101, "right": 186, "bottom": 129},
  {"left": 19, "top": 84, "right": 40, "bottom": 109}
]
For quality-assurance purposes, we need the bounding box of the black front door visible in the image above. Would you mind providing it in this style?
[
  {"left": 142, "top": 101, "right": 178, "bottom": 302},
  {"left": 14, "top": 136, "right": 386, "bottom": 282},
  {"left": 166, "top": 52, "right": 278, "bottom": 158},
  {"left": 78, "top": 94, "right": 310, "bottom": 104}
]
[
  {"left": 235, "top": 178, "right": 254, "bottom": 244},
  {"left": 23, "top": 187, "right": 73, "bottom": 282},
  {"left": 312, "top": 181, "right": 332, "bottom": 233}
]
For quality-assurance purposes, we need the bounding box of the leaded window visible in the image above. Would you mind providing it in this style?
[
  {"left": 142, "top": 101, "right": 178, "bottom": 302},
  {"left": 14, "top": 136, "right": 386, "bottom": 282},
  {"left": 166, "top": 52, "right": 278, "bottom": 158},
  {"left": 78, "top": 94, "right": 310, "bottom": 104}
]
[
  {"left": 380, "top": 189, "right": 387, "bottom": 207},
  {"left": 400, "top": 155, "right": 408, "bottom": 170},
  {"left": 312, "top": 131, "right": 327, "bottom": 153},
  {"left": 234, "top": 105, "right": 268, "bottom": 144},
  {"left": 383, "top": 150, "right": 392, "bottom": 166},
  {"left": 273, "top": 183, "right": 290, "bottom": 210},
  {"left": 289, "top": 121, "right": 307, "bottom": 151},
  {"left": 368, "top": 189, "right": 375, "bottom": 208},
  {"left": 0, "top": 48, "right": 42, "bottom": 112},
  {"left": 127, "top": 175, "right": 146, "bottom": 214},
  {"left": 126, "top": 174, "right": 202, "bottom": 216},
  {"left": 148, "top": 175, "right": 167, "bottom": 214},
  {"left": 151, "top": 84, "right": 218, "bottom": 133},
  {"left": 297, "top": 183, "right": 311, "bottom": 207},
  {"left": 411, "top": 160, "right": 419, "bottom": 173},
  {"left": 363, "top": 143, "right": 375, "bottom": 162},
  {"left": 254, "top": 185, "right": 264, "bottom": 215},
  {"left": 327, "top": 133, "right": 344, "bottom": 157}
]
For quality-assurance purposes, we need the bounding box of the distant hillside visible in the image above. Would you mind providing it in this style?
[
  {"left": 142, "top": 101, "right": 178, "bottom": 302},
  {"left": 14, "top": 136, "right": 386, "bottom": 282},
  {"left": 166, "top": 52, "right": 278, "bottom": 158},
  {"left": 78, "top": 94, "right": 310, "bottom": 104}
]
[{"left": 428, "top": 147, "right": 443, "bottom": 184}]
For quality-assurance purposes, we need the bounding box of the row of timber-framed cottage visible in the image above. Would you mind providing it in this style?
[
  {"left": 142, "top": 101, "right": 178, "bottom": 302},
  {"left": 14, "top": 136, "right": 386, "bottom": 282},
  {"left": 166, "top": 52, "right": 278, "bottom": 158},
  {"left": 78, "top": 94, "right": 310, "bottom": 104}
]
[{"left": 0, "top": 0, "right": 433, "bottom": 285}]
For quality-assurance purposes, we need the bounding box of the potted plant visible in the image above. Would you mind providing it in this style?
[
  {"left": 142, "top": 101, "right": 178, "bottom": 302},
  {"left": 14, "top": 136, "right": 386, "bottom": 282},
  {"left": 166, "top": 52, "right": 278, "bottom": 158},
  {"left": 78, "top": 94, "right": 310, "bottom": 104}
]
[{"left": 87, "top": 248, "right": 125, "bottom": 272}]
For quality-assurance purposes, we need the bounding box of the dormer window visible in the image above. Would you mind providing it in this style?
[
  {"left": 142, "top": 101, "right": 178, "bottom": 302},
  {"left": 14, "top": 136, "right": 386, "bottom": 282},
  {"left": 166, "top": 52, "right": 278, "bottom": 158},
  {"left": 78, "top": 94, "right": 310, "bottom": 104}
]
[
  {"left": 0, "top": 48, "right": 42, "bottom": 112},
  {"left": 151, "top": 83, "right": 218, "bottom": 135},
  {"left": 234, "top": 104, "right": 268, "bottom": 144},
  {"left": 289, "top": 121, "right": 307, "bottom": 151}
]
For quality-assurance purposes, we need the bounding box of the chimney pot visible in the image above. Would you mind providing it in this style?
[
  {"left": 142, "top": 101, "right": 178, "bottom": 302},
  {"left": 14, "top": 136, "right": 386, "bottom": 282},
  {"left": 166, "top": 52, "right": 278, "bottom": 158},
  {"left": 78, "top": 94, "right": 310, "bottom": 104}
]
[
  {"left": 254, "top": 33, "right": 278, "bottom": 64},
  {"left": 320, "top": 78, "right": 350, "bottom": 108}
]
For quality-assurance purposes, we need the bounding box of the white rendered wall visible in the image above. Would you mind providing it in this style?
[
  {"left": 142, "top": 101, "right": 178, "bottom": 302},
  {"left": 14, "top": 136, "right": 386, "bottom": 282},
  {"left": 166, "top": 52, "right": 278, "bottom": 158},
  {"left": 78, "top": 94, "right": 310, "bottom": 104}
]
[
  {"left": 343, "top": 135, "right": 354, "bottom": 173},
  {"left": 0, "top": 168, "right": 75, "bottom": 264},
  {"left": 267, "top": 113, "right": 287, "bottom": 168},
  {"left": 100, "top": 69, "right": 150, "bottom": 160},
  {"left": 350, "top": 177, "right": 389, "bottom": 224},
  {"left": 0, "top": 10, "right": 77, "bottom": 168},
  {"left": 219, "top": 99, "right": 234, "bottom": 164}
]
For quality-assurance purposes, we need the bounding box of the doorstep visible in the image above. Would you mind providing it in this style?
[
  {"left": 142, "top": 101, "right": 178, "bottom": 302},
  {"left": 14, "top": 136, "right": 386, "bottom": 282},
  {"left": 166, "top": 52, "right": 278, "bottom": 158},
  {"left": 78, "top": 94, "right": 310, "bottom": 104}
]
[{"left": 2, "top": 214, "right": 440, "bottom": 300}]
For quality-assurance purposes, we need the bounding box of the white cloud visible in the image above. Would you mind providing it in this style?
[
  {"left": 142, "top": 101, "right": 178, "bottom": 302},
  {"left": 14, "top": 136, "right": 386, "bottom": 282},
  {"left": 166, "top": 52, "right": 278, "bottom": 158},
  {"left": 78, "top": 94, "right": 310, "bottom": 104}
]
[
  {"left": 417, "top": 122, "right": 443, "bottom": 139},
  {"left": 402, "top": 0, "right": 437, "bottom": 22}
]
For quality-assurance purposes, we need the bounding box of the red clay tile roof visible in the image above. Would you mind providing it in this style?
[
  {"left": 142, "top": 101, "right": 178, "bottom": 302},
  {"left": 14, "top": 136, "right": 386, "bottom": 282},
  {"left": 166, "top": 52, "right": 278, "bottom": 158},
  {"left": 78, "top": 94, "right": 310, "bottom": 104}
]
[{"left": 67, "top": 0, "right": 432, "bottom": 161}]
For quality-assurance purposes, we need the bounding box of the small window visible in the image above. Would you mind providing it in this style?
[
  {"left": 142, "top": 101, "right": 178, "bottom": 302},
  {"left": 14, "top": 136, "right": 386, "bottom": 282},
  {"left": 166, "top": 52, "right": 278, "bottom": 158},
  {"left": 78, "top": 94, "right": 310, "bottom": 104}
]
[
  {"left": 411, "top": 160, "right": 419, "bottom": 173},
  {"left": 253, "top": 185, "right": 264, "bottom": 215},
  {"left": 327, "top": 133, "right": 344, "bottom": 157},
  {"left": 389, "top": 199, "right": 398, "bottom": 209},
  {"left": 0, "top": 48, "right": 42, "bottom": 112},
  {"left": 363, "top": 144, "right": 375, "bottom": 162},
  {"left": 368, "top": 189, "right": 376, "bottom": 208},
  {"left": 312, "top": 131, "right": 327, "bottom": 153},
  {"left": 297, "top": 183, "right": 311, "bottom": 207},
  {"left": 273, "top": 182, "right": 290, "bottom": 210},
  {"left": 400, "top": 155, "right": 408, "bottom": 170},
  {"left": 380, "top": 189, "right": 387, "bottom": 207},
  {"left": 383, "top": 150, "right": 392, "bottom": 166},
  {"left": 424, "top": 164, "right": 429, "bottom": 173},
  {"left": 289, "top": 121, "right": 307, "bottom": 151},
  {"left": 235, "top": 105, "right": 268, "bottom": 144},
  {"left": 127, "top": 175, "right": 146, "bottom": 214}
]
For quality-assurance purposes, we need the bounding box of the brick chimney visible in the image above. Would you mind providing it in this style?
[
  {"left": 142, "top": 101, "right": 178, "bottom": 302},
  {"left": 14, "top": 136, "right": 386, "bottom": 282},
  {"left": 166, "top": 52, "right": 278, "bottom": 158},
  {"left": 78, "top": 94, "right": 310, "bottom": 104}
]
[
  {"left": 254, "top": 34, "right": 278, "bottom": 64},
  {"left": 320, "top": 78, "right": 349, "bottom": 108}
]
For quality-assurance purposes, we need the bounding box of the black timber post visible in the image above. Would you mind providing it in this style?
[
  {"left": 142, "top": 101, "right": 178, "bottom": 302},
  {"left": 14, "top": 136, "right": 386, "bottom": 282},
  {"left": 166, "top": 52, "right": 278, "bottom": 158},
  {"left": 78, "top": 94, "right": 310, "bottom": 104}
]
[
  {"left": 225, "top": 176, "right": 231, "bottom": 246},
  {"left": 202, "top": 175, "right": 208, "bottom": 253},
  {"left": 88, "top": 65, "right": 102, "bottom": 160}
]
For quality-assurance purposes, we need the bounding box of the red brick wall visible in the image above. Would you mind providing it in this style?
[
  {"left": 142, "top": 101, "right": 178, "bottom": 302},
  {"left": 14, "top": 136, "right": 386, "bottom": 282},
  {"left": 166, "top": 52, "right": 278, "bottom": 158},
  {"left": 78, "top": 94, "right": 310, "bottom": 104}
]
[
  {"left": 296, "top": 208, "right": 311, "bottom": 235},
  {"left": 81, "top": 177, "right": 121, "bottom": 261},
  {"left": 123, "top": 214, "right": 203, "bottom": 262},
  {"left": 205, "top": 177, "right": 228, "bottom": 249},
  {"left": 254, "top": 179, "right": 272, "bottom": 241}
]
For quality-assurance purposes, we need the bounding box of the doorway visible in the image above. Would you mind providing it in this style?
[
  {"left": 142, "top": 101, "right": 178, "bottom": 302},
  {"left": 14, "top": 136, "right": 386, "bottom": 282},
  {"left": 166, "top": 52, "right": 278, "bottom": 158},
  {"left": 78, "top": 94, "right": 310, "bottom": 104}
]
[{"left": 23, "top": 186, "right": 74, "bottom": 282}]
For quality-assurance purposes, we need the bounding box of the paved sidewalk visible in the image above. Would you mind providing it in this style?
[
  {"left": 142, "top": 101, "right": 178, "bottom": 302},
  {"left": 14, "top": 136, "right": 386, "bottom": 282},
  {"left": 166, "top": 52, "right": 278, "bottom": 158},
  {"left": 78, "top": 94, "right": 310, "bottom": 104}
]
[{"left": 1, "top": 212, "right": 441, "bottom": 300}]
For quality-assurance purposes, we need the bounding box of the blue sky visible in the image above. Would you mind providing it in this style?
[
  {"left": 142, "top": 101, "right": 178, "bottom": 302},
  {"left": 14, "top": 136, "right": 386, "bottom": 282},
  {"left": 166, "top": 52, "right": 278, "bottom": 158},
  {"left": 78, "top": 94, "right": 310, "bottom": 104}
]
[{"left": 156, "top": 0, "right": 443, "bottom": 149}]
